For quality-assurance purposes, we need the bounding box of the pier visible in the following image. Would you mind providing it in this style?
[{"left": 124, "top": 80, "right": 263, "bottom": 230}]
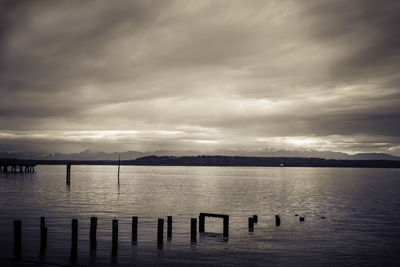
[{"left": 0, "top": 159, "right": 36, "bottom": 173}]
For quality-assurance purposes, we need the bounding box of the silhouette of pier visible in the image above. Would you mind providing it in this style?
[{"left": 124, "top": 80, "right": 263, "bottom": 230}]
[{"left": 0, "top": 159, "right": 36, "bottom": 173}]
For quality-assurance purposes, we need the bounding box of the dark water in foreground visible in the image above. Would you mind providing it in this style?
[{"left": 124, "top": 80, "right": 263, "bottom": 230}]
[{"left": 1, "top": 165, "right": 400, "bottom": 266}]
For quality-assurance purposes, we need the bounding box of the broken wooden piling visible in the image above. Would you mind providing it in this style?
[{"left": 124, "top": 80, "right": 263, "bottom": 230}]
[
  {"left": 40, "top": 217, "right": 47, "bottom": 251},
  {"left": 167, "top": 216, "right": 172, "bottom": 240},
  {"left": 90, "top": 216, "right": 97, "bottom": 250},
  {"left": 191, "top": 218, "right": 197, "bottom": 243},
  {"left": 157, "top": 218, "right": 164, "bottom": 248},
  {"left": 248, "top": 217, "right": 254, "bottom": 232},
  {"left": 13, "top": 220, "right": 22, "bottom": 258},
  {"left": 132, "top": 216, "right": 138, "bottom": 244},
  {"left": 112, "top": 219, "right": 118, "bottom": 251},
  {"left": 70, "top": 219, "right": 78, "bottom": 262},
  {"left": 275, "top": 215, "right": 281, "bottom": 227}
]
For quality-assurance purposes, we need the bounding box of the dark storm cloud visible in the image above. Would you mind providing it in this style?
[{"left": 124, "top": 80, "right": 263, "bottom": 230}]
[
  {"left": 0, "top": 0, "right": 399, "bottom": 155},
  {"left": 303, "top": 0, "right": 400, "bottom": 82}
]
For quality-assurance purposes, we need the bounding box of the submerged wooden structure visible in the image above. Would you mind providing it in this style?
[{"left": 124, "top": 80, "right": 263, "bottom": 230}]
[{"left": 199, "top": 212, "right": 229, "bottom": 237}]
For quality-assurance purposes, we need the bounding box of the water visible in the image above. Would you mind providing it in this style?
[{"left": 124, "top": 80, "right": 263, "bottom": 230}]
[{"left": 1, "top": 165, "right": 400, "bottom": 266}]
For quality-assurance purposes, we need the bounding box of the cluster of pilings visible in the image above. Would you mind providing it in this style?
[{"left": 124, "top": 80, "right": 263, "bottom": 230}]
[
  {"left": 1, "top": 164, "right": 36, "bottom": 173},
  {"left": 12, "top": 213, "right": 316, "bottom": 262},
  {"left": 247, "top": 214, "right": 308, "bottom": 232}
]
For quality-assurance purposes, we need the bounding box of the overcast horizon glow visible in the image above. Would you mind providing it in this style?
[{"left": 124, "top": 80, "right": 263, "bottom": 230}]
[{"left": 1, "top": 0, "right": 399, "bottom": 155}]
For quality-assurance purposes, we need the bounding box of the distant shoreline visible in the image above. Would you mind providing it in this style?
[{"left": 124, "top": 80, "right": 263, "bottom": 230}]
[{"left": 2, "top": 155, "right": 400, "bottom": 168}]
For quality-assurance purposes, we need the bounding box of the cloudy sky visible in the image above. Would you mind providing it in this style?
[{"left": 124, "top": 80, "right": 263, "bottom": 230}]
[{"left": 0, "top": 0, "right": 399, "bottom": 155}]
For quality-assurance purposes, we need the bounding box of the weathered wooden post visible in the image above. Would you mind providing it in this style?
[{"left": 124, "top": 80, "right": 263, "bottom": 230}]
[
  {"left": 132, "top": 216, "right": 138, "bottom": 244},
  {"left": 199, "top": 214, "right": 205, "bottom": 233},
  {"left": 71, "top": 219, "right": 78, "bottom": 261},
  {"left": 167, "top": 216, "right": 172, "bottom": 241},
  {"left": 248, "top": 217, "right": 254, "bottom": 232},
  {"left": 40, "top": 217, "right": 47, "bottom": 250},
  {"left": 299, "top": 217, "right": 305, "bottom": 222},
  {"left": 275, "top": 215, "right": 281, "bottom": 227},
  {"left": 191, "top": 218, "right": 197, "bottom": 242},
  {"left": 253, "top": 215, "right": 258, "bottom": 223},
  {"left": 223, "top": 215, "right": 229, "bottom": 237},
  {"left": 66, "top": 163, "right": 71, "bottom": 185},
  {"left": 117, "top": 154, "right": 120, "bottom": 185},
  {"left": 112, "top": 219, "right": 118, "bottom": 251},
  {"left": 157, "top": 218, "right": 164, "bottom": 248},
  {"left": 90, "top": 216, "right": 97, "bottom": 250},
  {"left": 14, "top": 220, "right": 22, "bottom": 258}
]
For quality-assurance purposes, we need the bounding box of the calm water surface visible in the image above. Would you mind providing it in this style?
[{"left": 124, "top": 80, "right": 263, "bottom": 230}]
[{"left": 1, "top": 165, "right": 400, "bottom": 266}]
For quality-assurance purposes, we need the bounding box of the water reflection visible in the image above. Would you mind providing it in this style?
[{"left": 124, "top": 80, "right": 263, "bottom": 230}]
[{"left": 0, "top": 166, "right": 400, "bottom": 266}]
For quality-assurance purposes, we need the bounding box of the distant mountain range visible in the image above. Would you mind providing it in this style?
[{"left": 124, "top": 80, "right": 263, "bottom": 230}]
[{"left": 1, "top": 149, "right": 399, "bottom": 161}]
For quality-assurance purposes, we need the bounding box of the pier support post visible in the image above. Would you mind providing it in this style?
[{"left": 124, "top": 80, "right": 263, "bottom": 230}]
[
  {"left": 253, "top": 215, "right": 258, "bottom": 223},
  {"left": 40, "top": 217, "right": 47, "bottom": 251},
  {"left": 199, "top": 214, "right": 205, "bottom": 233},
  {"left": 167, "top": 216, "right": 172, "bottom": 241},
  {"left": 191, "top": 218, "right": 197, "bottom": 243},
  {"left": 300, "top": 217, "right": 305, "bottom": 222},
  {"left": 157, "top": 218, "right": 164, "bottom": 248},
  {"left": 112, "top": 219, "right": 118, "bottom": 251},
  {"left": 223, "top": 216, "right": 229, "bottom": 237},
  {"left": 90, "top": 217, "right": 97, "bottom": 250},
  {"left": 275, "top": 215, "right": 281, "bottom": 227},
  {"left": 13, "top": 220, "right": 22, "bottom": 258},
  {"left": 132, "top": 216, "right": 138, "bottom": 244},
  {"left": 66, "top": 164, "right": 71, "bottom": 185},
  {"left": 248, "top": 217, "right": 254, "bottom": 232},
  {"left": 70, "top": 219, "right": 78, "bottom": 262}
]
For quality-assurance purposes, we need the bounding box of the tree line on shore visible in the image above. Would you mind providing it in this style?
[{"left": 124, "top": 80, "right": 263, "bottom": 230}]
[{"left": 2, "top": 155, "right": 400, "bottom": 168}]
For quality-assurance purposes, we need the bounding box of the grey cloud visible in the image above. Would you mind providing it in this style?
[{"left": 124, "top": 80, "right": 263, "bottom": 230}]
[{"left": 0, "top": 0, "right": 399, "bottom": 155}]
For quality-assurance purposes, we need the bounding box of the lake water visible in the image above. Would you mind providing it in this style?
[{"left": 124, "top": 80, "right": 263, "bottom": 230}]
[{"left": 1, "top": 165, "right": 400, "bottom": 266}]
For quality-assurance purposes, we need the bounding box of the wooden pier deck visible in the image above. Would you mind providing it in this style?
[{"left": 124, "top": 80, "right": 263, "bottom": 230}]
[{"left": 0, "top": 159, "right": 36, "bottom": 173}]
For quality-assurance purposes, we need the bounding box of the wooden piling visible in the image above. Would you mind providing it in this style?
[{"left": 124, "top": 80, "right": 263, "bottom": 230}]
[
  {"left": 253, "top": 215, "right": 258, "bottom": 223},
  {"left": 66, "top": 164, "right": 71, "bottom": 185},
  {"left": 132, "top": 216, "right": 138, "bottom": 244},
  {"left": 248, "top": 217, "right": 254, "bottom": 232},
  {"left": 71, "top": 219, "right": 78, "bottom": 253},
  {"left": 199, "top": 214, "right": 205, "bottom": 233},
  {"left": 300, "top": 217, "right": 305, "bottom": 222},
  {"left": 275, "top": 215, "right": 281, "bottom": 227},
  {"left": 90, "top": 216, "right": 97, "bottom": 250},
  {"left": 117, "top": 154, "right": 120, "bottom": 185},
  {"left": 191, "top": 218, "right": 197, "bottom": 242},
  {"left": 167, "top": 216, "right": 172, "bottom": 240},
  {"left": 157, "top": 218, "right": 164, "bottom": 248},
  {"left": 223, "top": 216, "right": 229, "bottom": 237},
  {"left": 112, "top": 219, "right": 118, "bottom": 250},
  {"left": 40, "top": 217, "right": 47, "bottom": 250},
  {"left": 13, "top": 220, "right": 22, "bottom": 257}
]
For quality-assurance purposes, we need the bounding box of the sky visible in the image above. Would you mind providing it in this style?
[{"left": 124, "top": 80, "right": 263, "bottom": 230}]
[{"left": 0, "top": 0, "right": 399, "bottom": 155}]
